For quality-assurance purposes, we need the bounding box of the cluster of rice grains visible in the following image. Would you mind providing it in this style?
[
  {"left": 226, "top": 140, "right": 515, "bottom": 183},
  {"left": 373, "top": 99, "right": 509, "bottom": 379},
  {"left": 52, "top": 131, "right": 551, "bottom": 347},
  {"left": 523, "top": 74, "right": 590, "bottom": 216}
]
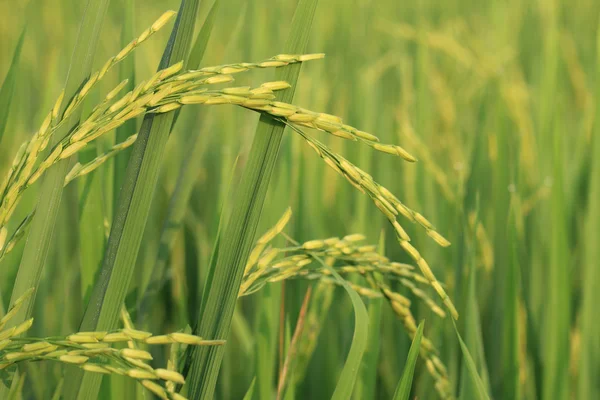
[
  {"left": 0, "top": 9, "right": 458, "bottom": 399},
  {"left": 0, "top": 290, "right": 223, "bottom": 400},
  {"left": 239, "top": 210, "right": 453, "bottom": 398}
]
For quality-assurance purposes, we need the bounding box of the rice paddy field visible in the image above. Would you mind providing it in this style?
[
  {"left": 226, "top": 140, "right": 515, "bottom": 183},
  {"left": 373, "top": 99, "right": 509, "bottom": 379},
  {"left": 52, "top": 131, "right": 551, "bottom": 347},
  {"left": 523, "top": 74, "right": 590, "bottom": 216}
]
[{"left": 0, "top": 0, "right": 598, "bottom": 399}]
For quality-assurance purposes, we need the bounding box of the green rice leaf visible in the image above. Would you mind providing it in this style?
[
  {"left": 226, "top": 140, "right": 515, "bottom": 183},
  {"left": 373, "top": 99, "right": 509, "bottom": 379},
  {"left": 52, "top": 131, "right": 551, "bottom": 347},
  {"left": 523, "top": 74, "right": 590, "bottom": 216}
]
[
  {"left": 453, "top": 319, "right": 491, "bottom": 400},
  {"left": 243, "top": 378, "right": 257, "bottom": 400},
  {"left": 392, "top": 321, "right": 424, "bottom": 400},
  {"left": 135, "top": 0, "right": 221, "bottom": 324},
  {"left": 309, "top": 255, "right": 368, "bottom": 400}
]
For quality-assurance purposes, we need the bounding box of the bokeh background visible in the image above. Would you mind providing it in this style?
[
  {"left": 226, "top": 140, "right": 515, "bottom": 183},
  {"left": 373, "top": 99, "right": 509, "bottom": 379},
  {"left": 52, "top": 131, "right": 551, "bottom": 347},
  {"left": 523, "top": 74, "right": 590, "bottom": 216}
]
[{"left": 0, "top": 0, "right": 598, "bottom": 399}]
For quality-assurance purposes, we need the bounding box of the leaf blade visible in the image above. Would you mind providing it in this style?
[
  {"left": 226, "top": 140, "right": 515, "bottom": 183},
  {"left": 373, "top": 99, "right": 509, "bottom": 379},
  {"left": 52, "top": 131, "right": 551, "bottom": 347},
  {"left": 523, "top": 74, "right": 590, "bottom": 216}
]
[{"left": 393, "top": 321, "right": 424, "bottom": 400}]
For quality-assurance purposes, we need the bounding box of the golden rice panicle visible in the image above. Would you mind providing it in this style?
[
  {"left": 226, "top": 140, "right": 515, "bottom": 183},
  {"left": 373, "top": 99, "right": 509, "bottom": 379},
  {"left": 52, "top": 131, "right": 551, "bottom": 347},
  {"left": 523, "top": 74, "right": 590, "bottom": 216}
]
[
  {"left": 62, "top": 10, "right": 177, "bottom": 120},
  {"left": 399, "top": 240, "right": 458, "bottom": 319},
  {"left": 375, "top": 185, "right": 451, "bottom": 248},
  {"left": 399, "top": 278, "right": 446, "bottom": 318},
  {"left": 284, "top": 123, "right": 457, "bottom": 319},
  {"left": 0, "top": 10, "right": 179, "bottom": 237},
  {"left": 179, "top": 53, "right": 323, "bottom": 81}
]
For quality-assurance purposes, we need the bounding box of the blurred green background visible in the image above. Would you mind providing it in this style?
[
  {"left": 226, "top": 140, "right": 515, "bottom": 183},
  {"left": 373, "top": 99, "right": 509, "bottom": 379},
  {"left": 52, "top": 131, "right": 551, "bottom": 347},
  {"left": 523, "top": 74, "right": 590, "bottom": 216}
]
[{"left": 1, "top": 0, "right": 599, "bottom": 399}]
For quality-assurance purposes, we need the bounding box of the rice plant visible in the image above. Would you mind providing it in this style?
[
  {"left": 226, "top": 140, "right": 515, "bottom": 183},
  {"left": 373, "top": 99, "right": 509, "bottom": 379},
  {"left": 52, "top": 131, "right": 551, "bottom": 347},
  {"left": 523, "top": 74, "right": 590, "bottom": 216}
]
[{"left": 0, "top": 0, "right": 597, "bottom": 399}]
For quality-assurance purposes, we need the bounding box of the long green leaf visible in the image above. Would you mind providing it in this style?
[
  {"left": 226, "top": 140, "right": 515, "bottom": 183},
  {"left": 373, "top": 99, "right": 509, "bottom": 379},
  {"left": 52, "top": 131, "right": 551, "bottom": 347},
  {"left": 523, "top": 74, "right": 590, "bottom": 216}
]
[
  {"left": 243, "top": 378, "right": 257, "bottom": 400},
  {"left": 185, "top": 1, "right": 319, "bottom": 398},
  {"left": 393, "top": 321, "right": 424, "bottom": 400},
  {"left": 453, "top": 319, "right": 491, "bottom": 400},
  {"left": 306, "top": 253, "right": 368, "bottom": 400},
  {"left": 136, "top": 0, "right": 220, "bottom": 324},
  {"left": 64, "top": 2, "right": 200, "bottom": 399},
  {"left": 0, "top": 28, "right": 25, "bottom": 145}
]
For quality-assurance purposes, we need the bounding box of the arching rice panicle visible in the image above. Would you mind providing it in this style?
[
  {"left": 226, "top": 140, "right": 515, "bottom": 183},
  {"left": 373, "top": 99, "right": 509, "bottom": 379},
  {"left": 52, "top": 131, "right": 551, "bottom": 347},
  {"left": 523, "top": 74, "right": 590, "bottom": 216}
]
[
  {"left": 238, "top": 215, "right": 455, "bottom": 399},
  {"left": 0, "top": 55, "right": 327, "bottom": 259},
  {"left": 0, "top": 312, "right": 223, "bottom": 400},
  {"left": 271, "top": 122, "right": 457, "bottom": 318}
]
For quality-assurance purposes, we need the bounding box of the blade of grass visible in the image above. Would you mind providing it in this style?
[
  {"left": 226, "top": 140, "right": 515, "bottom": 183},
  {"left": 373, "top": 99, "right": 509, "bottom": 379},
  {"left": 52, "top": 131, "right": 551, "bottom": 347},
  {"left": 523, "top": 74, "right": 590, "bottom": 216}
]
[
  {"left": 0, "top": 0, "right": 111, "bottom": 393},
  {"left": 243, "top": 378, "right": 257, "bottom": 400},
  {"left": 392, "top": 321, "right": 424, "bottom": 400},
  {"left": 0, "top": 27, "right": 25, "bottom": 145},
  {"left": 135, "top": 0, "right": 220, "bottom": 325},
  {"left": 63, "top": 2, "right": 200, "bottom": 399},
  {"left": 185, "top": 1, "right": 320, "bottom": 398},
  {"left": 453, "top": 319, "right": 491, "bottom": 400},
  {"left": 309, "top": 251, "right": 368, "bottom": 400}
]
